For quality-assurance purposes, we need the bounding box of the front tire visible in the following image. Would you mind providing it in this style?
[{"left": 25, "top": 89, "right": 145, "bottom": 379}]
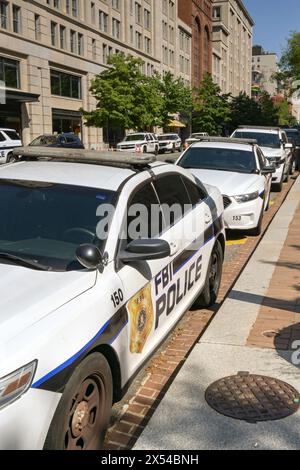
[
  {"left": 44, "top": 352, "right": 113, "bottom": 450},
  {"left": 6, "top": 152, "right": 18, "bottom": 163},
  {"left": 194, "top": 240, "right": 223, "bottom": 308}
]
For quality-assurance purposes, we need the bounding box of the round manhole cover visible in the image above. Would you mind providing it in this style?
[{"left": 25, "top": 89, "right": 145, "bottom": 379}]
[{"left": 205, "top": 373, "right": 300, "bottom": 422}]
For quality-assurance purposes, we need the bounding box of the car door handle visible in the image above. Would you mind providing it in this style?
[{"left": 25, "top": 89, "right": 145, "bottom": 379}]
[{"left": 169, "top": 241, "right": 179, "bottom": 256}]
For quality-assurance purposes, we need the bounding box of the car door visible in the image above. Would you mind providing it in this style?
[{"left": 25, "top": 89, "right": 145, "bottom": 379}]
[
  {"left": 116, "top": 172, "right": 206, "bottom": 378},
  {"left": 257, "top": 147, "right": 271, "bottom": 200},
  {"left": 281, "top": 131, "right": 291, "bottom": 171}
]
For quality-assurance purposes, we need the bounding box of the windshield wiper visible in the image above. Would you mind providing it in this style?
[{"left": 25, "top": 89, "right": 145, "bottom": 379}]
[{"left": 0, "top": 252, "right": 50, "bottom": 271}]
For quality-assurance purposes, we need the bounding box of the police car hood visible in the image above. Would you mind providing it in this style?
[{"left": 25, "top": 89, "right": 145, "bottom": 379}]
[
  {"left": 260, "top": 147, "right": 283, "bottom": 158},
  {"left": 0, "top": 264, "right": 96, "bottom": 342},
  {"left": 119, "top": 139, "right": 147, "bottom": 145},
  {"left": 191, "top": 169, "right": 259, "bottom": 196}
]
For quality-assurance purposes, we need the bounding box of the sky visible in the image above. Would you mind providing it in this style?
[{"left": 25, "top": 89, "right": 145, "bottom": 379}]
[{"left": 243, "top": 0, "right": 300, "bottom": 58}]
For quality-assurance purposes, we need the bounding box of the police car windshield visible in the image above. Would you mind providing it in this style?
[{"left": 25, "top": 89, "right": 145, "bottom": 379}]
[
  {"left": 179, "top": 147, "right": 256, "bottom": 174},
  {"left": 234, "top": 131, "right": 281, "bottom": 149},
  {"left": 124, "top": 134, "right": 146, "bottom": 142},
  {"left": 0, "top": 181, "right": 117, "bottom": 271}
]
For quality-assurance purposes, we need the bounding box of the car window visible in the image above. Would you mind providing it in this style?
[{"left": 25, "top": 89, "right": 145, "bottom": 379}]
[
  {"left": 153, "top": 174, "right": 191, "bottom": 228},
  {"left": 182, "top": 176, "right": 206, "bottom": 206},
  {"left": 233, "top": 131, "right": 281, "bottom": 149},
  {"left": 256, "top": 148, "right": 266, "bottom": 169},
  {"left": 0, "top": 181, "right": 117, "bottom": 271},
  {"left": 30, "top": 135, "right": 57, "bottom": 146},
  {"left": 179, "top": 147, "right": 257, "bottom": 174},
  {"left": 4, "top": 130, "right": 20, "bottom": 140},
  {"left": 0, "top": 132, "right": 6, "bottom": 142},
  {"left": 124, "top": 134, "right": 146, "bottom": 142},
  {"left": 66, "top": 136, "right": 75, "bottom": 143},
  {"left": 281, "top": 132, "right": 288, "bottom": 144},
  {"left": 125, "top": 182, "right": 162, "bottom": 245}
]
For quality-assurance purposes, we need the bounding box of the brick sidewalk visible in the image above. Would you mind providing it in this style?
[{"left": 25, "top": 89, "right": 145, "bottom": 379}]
[
  {"left": 105, "top": 176, "right": 298, "bottom": 450},
  {"left": 247, "top": 202, "right": 300, "bottom": 350}
]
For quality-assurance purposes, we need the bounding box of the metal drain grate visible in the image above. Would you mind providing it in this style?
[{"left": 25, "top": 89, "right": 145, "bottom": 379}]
[{"left": 205, "top": 373, "right": 300, "bottom": 422}]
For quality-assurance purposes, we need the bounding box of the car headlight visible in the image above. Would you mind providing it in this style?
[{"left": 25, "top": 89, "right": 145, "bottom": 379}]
[
  {"left": 234, "top": 191, "right": 259, "bottom": 204},
  {"left": 0, "top": 360, "right": 37, "bottom": 410}
]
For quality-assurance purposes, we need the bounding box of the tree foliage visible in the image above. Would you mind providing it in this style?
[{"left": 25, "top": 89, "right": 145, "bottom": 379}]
[
  {"left": 275, "top": 100, "right": 298, "bottom": 126},
  {"left": 192, "top": 73, "right": 231, "bottom": 135},
  {"left": 280, "top": 32, "right": 300, "bottom": 81},
  {"left": 152, "top": 71, "right": 193, "bottom": 129},
  {"left": 83, "top": 54, "right": 192, "bottom": 132},
  {"left": 229, "top": 91, "right": 279, "bottom": 131}
]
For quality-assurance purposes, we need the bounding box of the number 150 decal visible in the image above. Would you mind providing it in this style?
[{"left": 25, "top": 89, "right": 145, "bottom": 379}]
[{"left": 111, "top": 289, "right": 124, "bottom": 308}]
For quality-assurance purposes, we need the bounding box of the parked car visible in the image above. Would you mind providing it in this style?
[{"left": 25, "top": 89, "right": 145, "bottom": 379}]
[
  {"left": 30, "top": 133, "right": 84, "bottom": 149},
  {"left": 117, "top": 132, "right": 159, "bottom": 155},
  {"left": 0, "top": 147, "right": 225, "bottom": 450},
  {"left": 176, "top": 137, "right": 275, "bottom": 236},
  {"left": 184, "top": 132, "right": 209, "bottom": 148},
  {"left": 0, "top": 128, "right": 22, "bottom": 163},
  {"left": 231, "top": 126, "right": 293, "bottom": 192},
  {"left": 157, "top": 133, "right": 182, "bottom": 153},
  {"left": 282, "top": 128, "right": 300, "bottom": 171}
]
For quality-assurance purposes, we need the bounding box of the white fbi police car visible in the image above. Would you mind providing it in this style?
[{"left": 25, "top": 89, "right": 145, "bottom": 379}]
[
  {"left": 0, "top": 128, "right": 22, "bottom": 164},
  {"left": 232, "top": 126, "right": 293, "bottom": 192},
  {"left": 0, "top": 147, "right": 225, "bottom": 450},
  {"left": 177, "top": 137, "right": 275, "bottom": 236}
]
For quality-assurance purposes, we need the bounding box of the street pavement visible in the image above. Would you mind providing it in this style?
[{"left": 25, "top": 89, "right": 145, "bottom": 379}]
[{"left": 134, "top": 175, "right": 300, "bottom": 450}]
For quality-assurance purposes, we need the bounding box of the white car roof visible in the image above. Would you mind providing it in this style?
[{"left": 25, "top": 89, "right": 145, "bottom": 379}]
[
  {"left": 191, "top": 141, "right": 254, "bottom": 152},
  {"left": 0, "top": 161, "right": 135, "bottom": 191},
  {"left": 236, "top": 128, "right": 278, "bottom": 135}
]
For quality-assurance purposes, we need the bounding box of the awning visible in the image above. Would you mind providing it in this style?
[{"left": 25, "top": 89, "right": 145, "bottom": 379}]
[
  {"left": 168, "top": 119, "right": 186, "bottom": 128},
  {"left": 52, "top": 108, "right": 82, "bottom": 119},
  {"left": 4, "top": 90, "right": 40, "bottom": 103}
]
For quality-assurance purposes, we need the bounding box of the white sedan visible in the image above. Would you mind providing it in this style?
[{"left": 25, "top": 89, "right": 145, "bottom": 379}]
[{"left": 177, "top": 138, "right": 275, "bottom": 236}]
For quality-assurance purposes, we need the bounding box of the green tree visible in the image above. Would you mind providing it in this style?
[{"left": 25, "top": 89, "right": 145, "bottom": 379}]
[
  {"left": 192, "top": 73, "right": 231, "bottom": 135},
  {"left": 275, "top": 100, "right": 298, "bottom": 126},
  {"left": 229, "top": 92, "right": 263, "bottom": 131},
  {"left": 258, "top": 91, "right": 278, "bottom": 126},
  {"left": 152, "top": 71, "right": 193, "bottom": 129},
  {"left": 280, "top": 32, "right": 300, "bottom": 81},
  {"left": 82, "top": 53, "right": 162, "bottom": 132}
]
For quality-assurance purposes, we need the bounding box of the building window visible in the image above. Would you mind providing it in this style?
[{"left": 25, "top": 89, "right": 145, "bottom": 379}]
[
  {"left": 0, "top": 1, "right": 8, "bottom": 29},
  {"left": 78, "top": 33, "right": 84, "bottom": 55},
  {"left": 99, "top": 11, "right": 108, "bottom": 33},
  {"left": 35, "top": 14, "right": 41, "bottom": 40},
  {"left": 60, "top": 25, "right": 66, "bottom": 49},
  {"left": 213, "top": 7, "right": 221, "bottom": 19},
  {"left": 72, "top": 0, "right": 78, "bottom": 17},
  {"left": 50, "top": 69, "right": 81, "bottom": 99},
  {"left": 12, "top": 4, "right": 21, "bottom": 33},
  {"left": 70, "top": 30, "right": 76, "bottom": 53},
  {"left": 51, "top": 21, "right": 57, "bottom": 47},
  {"left": 112, "top": 18, "right": 120, "bottom": 38},
  {"left": 0, "top": 56, "right": 20, "bottom": 89}
]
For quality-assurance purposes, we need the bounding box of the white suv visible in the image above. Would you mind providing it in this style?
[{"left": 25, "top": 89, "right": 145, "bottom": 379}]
[
  {"left": 157, "top": 133, "right": 182, "bottom": 153},
  {"left": 117, "top": 132, "right": 159, "bottom": 155},
  {"left": 0, "top": 128, "right": 22, "bottom": 163},
  {"left": 0, "top": 147, "right": 224, "bottom": 450},
  {"left": 231, "top": 127, "right": 293, "bottom": 192}
]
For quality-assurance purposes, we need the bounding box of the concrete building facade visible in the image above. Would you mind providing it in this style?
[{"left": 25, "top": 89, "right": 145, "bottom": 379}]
[
  {"left": 0, "top": 0, "right": 192, "bottom": 147},
  {"left": 178, "top": 0, "right": 213, "bottom": 88},
  {"left": 211, "top": 0, "right": 253, "bottom": 96},
  {"left": 252, "top": 45, "right": 279, "bottom": 97}
]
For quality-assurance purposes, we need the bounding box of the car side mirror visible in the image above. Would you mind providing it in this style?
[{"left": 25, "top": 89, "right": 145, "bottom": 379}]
[
  {"left": 76, "top": 244, "right": 103, "bottom": 269},
  {"left": 261, "top": 165, "right": 276, "bottom": 175},
  {"left": 119, "top": 239, "right": 171, "bottom": 263}
]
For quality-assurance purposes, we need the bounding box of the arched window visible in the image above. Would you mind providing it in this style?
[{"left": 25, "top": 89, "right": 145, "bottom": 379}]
[
  {"left": 193, "top": 16, "right": 201, "bottom": 87},
  {"left": 204, "top": 26, "right": 210, "bottom": 73}
]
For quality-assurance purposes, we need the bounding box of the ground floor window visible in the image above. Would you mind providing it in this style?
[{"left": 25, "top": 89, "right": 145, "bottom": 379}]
[
  {"left": 0, "top": 102, "right": 21, "bottom": 134},
  {"left": 52, "top": 109, "right": 82, "bottom": 140}
]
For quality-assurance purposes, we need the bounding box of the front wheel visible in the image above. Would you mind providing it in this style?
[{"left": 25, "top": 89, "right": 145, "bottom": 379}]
[
  {"left": 290, "top": 159, "right": 296, "bottom": 175},
  {"left": 44, "top": 352, "right": 113, "bottom": 450},
  {"left": 6, "top": 153, "right": 18, "bottom": 163},
  {"left": 248, "top": 205, "right": 263, "bottom": 237},
  {"left": 194, "top": 240, "right": 223, "bottom": 308}
]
